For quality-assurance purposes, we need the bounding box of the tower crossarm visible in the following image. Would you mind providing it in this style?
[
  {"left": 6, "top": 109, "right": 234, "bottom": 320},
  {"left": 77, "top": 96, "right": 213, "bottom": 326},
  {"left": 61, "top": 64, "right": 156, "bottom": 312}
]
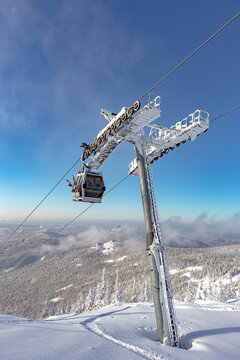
[
  {"left": 86, "top": 96, "right": 161, "bottom": 170},
  {"left": 129, "top": 110, "right": 209, "bottom": 175}
]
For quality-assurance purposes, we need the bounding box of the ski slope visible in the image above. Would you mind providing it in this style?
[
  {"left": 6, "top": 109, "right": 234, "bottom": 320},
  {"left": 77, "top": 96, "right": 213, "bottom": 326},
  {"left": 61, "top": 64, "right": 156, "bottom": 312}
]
[{"left": 1, "top": 301, "right": 240, "bottom": 360}]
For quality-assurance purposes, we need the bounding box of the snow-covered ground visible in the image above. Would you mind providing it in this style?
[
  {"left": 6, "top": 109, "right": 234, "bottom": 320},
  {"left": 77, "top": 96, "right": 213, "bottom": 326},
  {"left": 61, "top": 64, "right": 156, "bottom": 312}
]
[{"left": 1, "top": 300, "right": 240, "bottom": 360}]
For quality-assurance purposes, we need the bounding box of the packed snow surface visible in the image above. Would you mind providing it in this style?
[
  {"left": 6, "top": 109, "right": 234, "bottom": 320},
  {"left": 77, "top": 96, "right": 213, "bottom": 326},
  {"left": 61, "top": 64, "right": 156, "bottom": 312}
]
[
  {"left": 89, "top": 240, "right": 117, "bottom": 254},
  {"left": 102, "top": 240, "right": 117, "bottom": 254},
  {"left": 169, "top": 266, "right": 203, "bottom": 275},
  {"left": 1, "top": 301, "right": 240, "bottom": 360}
]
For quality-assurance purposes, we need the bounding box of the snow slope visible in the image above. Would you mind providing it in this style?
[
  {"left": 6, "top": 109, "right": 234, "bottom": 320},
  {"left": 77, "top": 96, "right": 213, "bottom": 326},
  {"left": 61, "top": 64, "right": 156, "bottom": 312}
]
[{"left": 1, "top": 301, "right": 240, "bottom": 360}]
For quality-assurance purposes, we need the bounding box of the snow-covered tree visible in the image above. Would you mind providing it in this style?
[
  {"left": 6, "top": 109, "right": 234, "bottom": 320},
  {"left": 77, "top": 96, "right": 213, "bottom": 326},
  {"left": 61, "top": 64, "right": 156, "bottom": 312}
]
[
  {"left": 101, "top": 267, "right": 107, "bottom": 295},
  {"left": 41, "top": 297, "right": 57, "bottom": 318},
  {"left": 114, "top": 268, "right": 122, "bottom": 305},
  {"left": 59, "top": 306, "right": 65, "bottom": 315},
  {"left": 94, "top": 282, "right": 101, "bottom": 309},
  {"left": 101, "top": 267, "right": 110, "bottom": 306},
  {"left": 187, "top": 279, "right": 192, "bottom": 301},
  {"left": 144, "top": 282, "right": 149, "bottom": 302},
  {"left": 94, "top": 268, "right": 110, "bottom": 309},
  {"left": 104, "top": 280, "right": 110, "bottom": 306},
  {"left": 218, "top": 278, "right": 227, "bottom": 302},
  {"left": 131, "top": 279, "right": 137, "bottom": 302},
  {"left": 138, "top": 282, "right": 149, "bottom": 303},
  {"left": 227, "top": 275, "right": 237, "bottom": 300},
  {"left": 71, "top": 292, "right": 84, "bottom": 313},
  {"left": 85, "top": 287, "right": 95, "bottom": 312}
]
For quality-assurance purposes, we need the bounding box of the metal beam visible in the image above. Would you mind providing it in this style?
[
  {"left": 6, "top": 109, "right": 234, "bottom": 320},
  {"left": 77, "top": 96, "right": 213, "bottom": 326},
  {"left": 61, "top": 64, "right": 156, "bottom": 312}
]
[{"left": 135, "top": 143, "right": 164, "bottom": 343}]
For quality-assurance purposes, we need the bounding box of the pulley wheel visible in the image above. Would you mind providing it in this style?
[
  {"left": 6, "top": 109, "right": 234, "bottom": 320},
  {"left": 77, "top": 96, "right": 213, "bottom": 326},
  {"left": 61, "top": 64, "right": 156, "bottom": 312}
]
[
  {"left": 127, "top": 106, "right": 134, "bottom": 117},
  {"left": 134, "top": 101, "right": 140, "bottom": 111},
  {"left": 111, "top": 123, "right": 116, "bottom": 131},
  {"left": 121, "top": 112, "right": 127, "bottom": 122},
  {"left": 106, "top": 128, "right": 111, "bottom": 136}
]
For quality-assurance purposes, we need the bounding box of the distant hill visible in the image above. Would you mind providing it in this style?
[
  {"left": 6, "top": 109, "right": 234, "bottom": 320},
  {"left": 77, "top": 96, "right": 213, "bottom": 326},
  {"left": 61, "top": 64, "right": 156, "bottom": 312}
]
[{"left": 0, "top": 225, "right": 240, "bottom": 319}]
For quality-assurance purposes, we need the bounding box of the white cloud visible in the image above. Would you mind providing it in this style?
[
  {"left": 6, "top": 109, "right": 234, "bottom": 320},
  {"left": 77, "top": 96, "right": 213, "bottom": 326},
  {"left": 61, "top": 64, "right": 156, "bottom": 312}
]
[
  {"left": 39, "top": 225, "right": 110, "bottom": 254},
  {"left": 109, "top": 224, "right": 145, "bottom": 249},
  {"left": 161, "top": 212, "right": 240, "bottom": 247},
  {"left": 36, "top": 212, "right": 240, "bottom": 255}
]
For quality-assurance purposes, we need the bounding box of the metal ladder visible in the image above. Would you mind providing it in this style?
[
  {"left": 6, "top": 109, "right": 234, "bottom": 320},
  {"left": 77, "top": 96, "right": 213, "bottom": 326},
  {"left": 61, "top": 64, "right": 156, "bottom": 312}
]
[{"left": 147, "top": 163, "right": 179, "bottom": 347}]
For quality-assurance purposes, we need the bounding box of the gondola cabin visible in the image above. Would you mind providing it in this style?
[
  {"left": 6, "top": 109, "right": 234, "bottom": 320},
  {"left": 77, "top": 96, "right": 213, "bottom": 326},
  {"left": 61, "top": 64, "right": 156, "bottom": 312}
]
[{"left": 71, "top": 169, "right": 105, "bottom": 203}]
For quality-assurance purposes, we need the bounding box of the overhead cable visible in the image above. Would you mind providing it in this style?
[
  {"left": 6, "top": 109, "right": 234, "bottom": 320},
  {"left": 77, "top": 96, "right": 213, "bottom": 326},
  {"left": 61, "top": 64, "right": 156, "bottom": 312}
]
[
  {"left": 138, "top": 12, "right": 240, "bottom": 102},
  {"left": 56, "top": 104, "right": 240, "bottom": 233},
  {"left": 210, "top": 104, "right": 240, "bottom": 123},
  {"left": 6, "top": 12, "right": 240, "bottom": 240},
  {"left": 57, "top": 174, "right": 130, "bottom": 233},
  {"left": 6, "top": 156, "right": 83, "bottom": 241}
]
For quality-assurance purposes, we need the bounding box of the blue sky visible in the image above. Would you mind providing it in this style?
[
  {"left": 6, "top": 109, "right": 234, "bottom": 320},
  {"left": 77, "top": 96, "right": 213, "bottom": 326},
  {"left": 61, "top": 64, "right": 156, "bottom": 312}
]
[{"left": 0, "top": 0, "right": 240, "bottom": 226}]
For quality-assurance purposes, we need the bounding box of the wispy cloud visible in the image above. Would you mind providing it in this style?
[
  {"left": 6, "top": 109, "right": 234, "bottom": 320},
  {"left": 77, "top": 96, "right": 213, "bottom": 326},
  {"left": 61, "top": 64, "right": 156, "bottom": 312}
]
[
  {"left": 36, "top": 212, "right": 240, "bottom": 255},
  {"left": 161, "top": 212, "right": 240, "bottom": 247},
  {"left": 39, "top": 225, "right": 111, "bottom": 254},
  {"left": 110, "top": 224, "right": 145, "bottom": 249},
  {"left": 111, "top": 214, "right": 240, "bottom": 248},
  {"left": 0, "top": 1, "right": 149, "bottom": 161}
]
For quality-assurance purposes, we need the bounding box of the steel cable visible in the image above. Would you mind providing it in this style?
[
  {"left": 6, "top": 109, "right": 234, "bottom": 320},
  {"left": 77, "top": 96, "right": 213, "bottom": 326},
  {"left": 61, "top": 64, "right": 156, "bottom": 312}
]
[
  {"left": 5, "top": 12, "right": 240, "bottom": 240},
  {"left": 57, "top": 174, "right": 130, "bottom": 233},
  {"left": 6, "top": 103, "right": 240, "bottom": 240},
  {"left": 56, "top": 104, "right": 240, "bottom": 233},
  {"left": 6, "top": 156, "right": 83, "bottom": 240},
  {"left": 137, "top": 12, "right": 240, "bottom": 102},
  {"left": 210, "top": 104, "right": 240, "bottom": 123}
]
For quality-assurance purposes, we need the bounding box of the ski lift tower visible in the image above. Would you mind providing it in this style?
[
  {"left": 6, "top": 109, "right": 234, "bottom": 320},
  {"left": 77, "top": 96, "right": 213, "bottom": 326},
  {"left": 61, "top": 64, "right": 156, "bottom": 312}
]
[{"left": 70, "top": 94, "right": 209, "bottom": 346}]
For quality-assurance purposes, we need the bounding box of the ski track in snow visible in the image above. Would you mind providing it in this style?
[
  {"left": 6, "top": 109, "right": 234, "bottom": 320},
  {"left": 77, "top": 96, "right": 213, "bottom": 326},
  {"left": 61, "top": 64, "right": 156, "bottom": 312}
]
[
  {"left": 87, "top": 322, "right": 172, "bottom": 360},
  {"left": 80, "top": 307, "right": 172, "bottom": 360},
  {"left": 1, "top": 302, "right": 240, "bottom": 359}
]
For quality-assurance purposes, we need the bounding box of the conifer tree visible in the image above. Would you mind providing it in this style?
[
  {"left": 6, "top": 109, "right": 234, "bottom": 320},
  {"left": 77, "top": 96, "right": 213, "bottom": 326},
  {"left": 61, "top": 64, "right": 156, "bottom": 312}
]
[
  {"left": 58, "top": 306, "right": 65, "bottom": 315},
  {"left": 114, "top": 268, "right": 122, "bottom": 305},
  {"left": 104, "top": 280, "right": 110, "bottom": 306},
  {"left": 227, "top": 274, "right": 237, "bottom": 299},
  {"left": 101, "top": 267, "right": 108, "bottom": 306},
  {"left": 101, "top": 267, "right": 107, "bottom": 295},
  {"left": 131, "top": 279, "right": 137, "bottom": 302},
  {"left": 95, "top": 282, "right": 101, "bottom": 309},
  {"left": 85, "top": 287, "right": 95, "bottom": 312},
  {"left": 71, "top": 292, "right": 84, "bottom": 313},
  {"left": 139, "top": 282, "right": 145, "bottom": 302},
  {"left": 144, "top": 282, "right": 149, "bottom": 302},
  {"left": 41, "top": 297, "right": 57, "bottom": 318}
]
